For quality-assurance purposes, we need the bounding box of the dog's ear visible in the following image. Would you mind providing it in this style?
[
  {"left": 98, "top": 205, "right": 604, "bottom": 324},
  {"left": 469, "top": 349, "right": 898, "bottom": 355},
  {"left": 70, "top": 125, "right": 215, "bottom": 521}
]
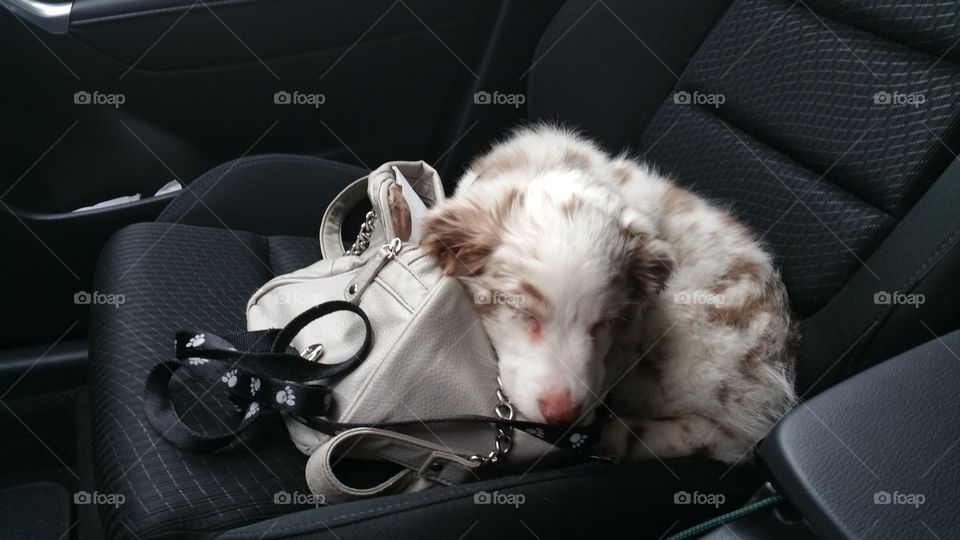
[
  {"left": 618, "top": 207, "right": 673, "bottom": 301},
  {"left": 421, "top": 198, "right": 503, "bottom": 277},
  {"left": 387, "top": 183, "right": 412, "bottom": 242},
  {"left": 626, "top": 235, "right": 674, "bottom": 305}
]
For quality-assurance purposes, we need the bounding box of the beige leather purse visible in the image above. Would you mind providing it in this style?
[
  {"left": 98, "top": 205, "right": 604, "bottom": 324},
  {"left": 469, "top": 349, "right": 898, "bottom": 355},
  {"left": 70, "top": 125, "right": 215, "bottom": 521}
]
[{"left": 146, "top": 161, "right": 603, "bottom": 504}]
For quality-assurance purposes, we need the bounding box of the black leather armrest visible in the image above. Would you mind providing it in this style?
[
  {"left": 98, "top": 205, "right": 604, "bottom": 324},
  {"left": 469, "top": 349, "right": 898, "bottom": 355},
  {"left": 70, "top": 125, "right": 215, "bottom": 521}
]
[{"left": 760, "top": 329, "right": 960, "bottom": 539}]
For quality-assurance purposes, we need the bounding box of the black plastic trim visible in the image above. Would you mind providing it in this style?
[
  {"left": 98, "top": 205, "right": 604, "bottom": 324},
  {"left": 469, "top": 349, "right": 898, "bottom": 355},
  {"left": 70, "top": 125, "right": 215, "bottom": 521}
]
[{"left": 0, "top": 338, "right": 87, "bottom": 398}]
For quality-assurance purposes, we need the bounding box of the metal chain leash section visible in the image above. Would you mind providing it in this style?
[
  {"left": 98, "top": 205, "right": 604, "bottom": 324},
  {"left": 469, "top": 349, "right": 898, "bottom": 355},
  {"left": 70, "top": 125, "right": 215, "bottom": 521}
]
[{"left": 471, "top": 376, "right": 515, "bottom": 466}]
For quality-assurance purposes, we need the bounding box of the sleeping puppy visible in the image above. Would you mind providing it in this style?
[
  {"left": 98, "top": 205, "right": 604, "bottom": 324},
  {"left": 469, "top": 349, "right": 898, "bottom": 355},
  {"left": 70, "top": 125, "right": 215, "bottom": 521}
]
[{"left": 420, "top": 125, "right": 798, "bottom": 463}]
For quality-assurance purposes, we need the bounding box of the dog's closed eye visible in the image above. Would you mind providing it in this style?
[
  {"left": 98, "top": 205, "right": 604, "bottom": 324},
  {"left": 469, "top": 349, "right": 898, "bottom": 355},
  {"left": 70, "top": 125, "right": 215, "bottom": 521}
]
[{"left": 519, "top": 311, "right": 543, "bottom": 341}]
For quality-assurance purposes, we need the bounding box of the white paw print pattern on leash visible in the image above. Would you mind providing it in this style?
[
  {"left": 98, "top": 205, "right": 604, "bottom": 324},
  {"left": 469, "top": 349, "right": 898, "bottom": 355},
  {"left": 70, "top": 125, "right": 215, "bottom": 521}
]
[
  {"left": 187, "top": 358, "right": 208, "bottom": 366},
  {"left": 244, "top": 402, "right": 260, "bottom": 420},
  {"left": 569, "top": 433, "right": 588, "bottom": 448},
  {"left": 525, "top": 427, "right": 545, "bottom": 438},
  {"left": 221, "top": 369, "right": 238, "bottom": 388},
  {"left": 250, "top": 377, "right": 261, "bottom": 396},
  {"left": 276, "top": 385, "right": 296, "bottom": 407},
  {"left": 186, "top": 333, "right": 205, "bottom": 348}
]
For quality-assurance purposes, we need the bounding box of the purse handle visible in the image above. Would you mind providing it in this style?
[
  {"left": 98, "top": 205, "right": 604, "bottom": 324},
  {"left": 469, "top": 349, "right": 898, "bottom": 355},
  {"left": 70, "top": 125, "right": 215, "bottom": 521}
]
[
  {"left": 319, "top": 160, "right": 445, "bottom": 259},
  {"left": 306, "top": 427, "right": 483, "bottom": 504}
]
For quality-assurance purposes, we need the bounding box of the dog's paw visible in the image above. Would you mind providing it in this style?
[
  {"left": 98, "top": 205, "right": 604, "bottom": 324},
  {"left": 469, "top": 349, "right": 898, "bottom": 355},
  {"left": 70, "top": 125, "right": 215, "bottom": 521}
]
[{"left": 596, "top": 418, "right": 665, "bottom": 461}]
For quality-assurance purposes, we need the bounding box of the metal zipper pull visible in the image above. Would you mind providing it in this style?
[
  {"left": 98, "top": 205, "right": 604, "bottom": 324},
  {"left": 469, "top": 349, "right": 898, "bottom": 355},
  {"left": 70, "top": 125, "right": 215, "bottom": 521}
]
[
  {"left": 344, "top": 238, "right": 404, "bottom": 302},
  {"left": 385, "top": 237, "right": 403, "bottom": 259}
]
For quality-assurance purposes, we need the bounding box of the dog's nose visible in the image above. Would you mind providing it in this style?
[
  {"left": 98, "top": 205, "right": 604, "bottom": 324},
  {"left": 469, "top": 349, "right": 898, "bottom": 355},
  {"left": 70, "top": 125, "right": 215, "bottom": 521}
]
[{"left": 537, "top": 391, "right": 581, "bottom": 424}]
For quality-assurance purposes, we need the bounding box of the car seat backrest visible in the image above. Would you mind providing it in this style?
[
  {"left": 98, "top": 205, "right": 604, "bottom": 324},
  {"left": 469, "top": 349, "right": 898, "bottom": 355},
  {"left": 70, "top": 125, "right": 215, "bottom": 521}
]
[
  {"left": 528, "top": 0, "right": 960, "bottom": 389},
  {"left": 643, "top": 0, "right": 960, "bottom": 316}
]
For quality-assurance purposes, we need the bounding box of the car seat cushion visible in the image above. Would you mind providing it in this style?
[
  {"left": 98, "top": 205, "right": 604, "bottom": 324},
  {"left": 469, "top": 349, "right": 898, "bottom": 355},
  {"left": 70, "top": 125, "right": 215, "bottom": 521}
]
[{"left": 89, "top": 222, "right": 321, "bottom": 539}]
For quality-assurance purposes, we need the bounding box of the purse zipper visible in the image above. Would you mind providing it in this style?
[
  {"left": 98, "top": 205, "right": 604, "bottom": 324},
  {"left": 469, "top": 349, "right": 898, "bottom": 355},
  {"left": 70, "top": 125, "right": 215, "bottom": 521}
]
[
  {"left": 385, "top": 237, "right": 404, "bottom": 258},
  {"left": 345, "top": 237, "right": 405, "bottom": 301}
]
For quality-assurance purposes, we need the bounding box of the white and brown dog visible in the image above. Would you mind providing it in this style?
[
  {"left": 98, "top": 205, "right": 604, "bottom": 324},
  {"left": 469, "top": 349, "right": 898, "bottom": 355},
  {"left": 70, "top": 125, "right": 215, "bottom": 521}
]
[{"left": 421, "top": 126, "right": 798, "bottom": 464}]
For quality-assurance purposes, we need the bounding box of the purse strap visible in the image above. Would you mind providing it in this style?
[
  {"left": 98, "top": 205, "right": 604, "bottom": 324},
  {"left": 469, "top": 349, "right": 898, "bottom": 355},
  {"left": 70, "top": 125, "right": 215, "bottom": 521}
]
[
  {"left": 319, "top": 177, "right": 373, "bottom": 259},
  {"left": 144, "top": 301, "right": 607, "bottom": 456}
]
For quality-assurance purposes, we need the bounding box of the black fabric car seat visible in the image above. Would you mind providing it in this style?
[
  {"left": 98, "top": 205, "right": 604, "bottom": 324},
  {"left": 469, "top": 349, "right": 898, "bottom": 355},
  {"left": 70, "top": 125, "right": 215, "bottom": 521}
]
[{"left": 87, "top": 1, "right": 960, "bottom": 538}]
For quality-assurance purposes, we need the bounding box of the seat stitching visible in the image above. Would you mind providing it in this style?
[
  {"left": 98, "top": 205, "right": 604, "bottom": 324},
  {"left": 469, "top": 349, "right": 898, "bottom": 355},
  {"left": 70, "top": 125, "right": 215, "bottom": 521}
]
[
  {"left": 846, "top": 222, "right": 960, "bottom": 377},
  {"left": 776, "top": 0, "right": 960, "bottom": 65},
  {"left": 680, "top": 100, "right": 895, "bottom": 218}
]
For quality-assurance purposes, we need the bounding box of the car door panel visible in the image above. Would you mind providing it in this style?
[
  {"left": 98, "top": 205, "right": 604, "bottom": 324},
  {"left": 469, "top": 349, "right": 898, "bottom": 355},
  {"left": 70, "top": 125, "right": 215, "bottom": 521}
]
[{"left": 0, "top": 0, "right": 526, "bottom": 348}]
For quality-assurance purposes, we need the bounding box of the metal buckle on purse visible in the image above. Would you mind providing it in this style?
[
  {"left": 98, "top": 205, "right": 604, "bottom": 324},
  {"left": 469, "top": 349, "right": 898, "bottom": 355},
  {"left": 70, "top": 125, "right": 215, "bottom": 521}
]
[{"left": 301, "top": 343, "right": 325, "bottom": 362}]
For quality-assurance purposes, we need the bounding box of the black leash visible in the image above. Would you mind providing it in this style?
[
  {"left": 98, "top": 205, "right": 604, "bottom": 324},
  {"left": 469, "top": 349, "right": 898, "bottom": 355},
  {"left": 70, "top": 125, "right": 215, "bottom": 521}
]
[
  {"left": 144, "top": 301, "right": 372, "bottom": 451},
  {"left": 145, "top": 300, "right": 605, "bottom": 454}
]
